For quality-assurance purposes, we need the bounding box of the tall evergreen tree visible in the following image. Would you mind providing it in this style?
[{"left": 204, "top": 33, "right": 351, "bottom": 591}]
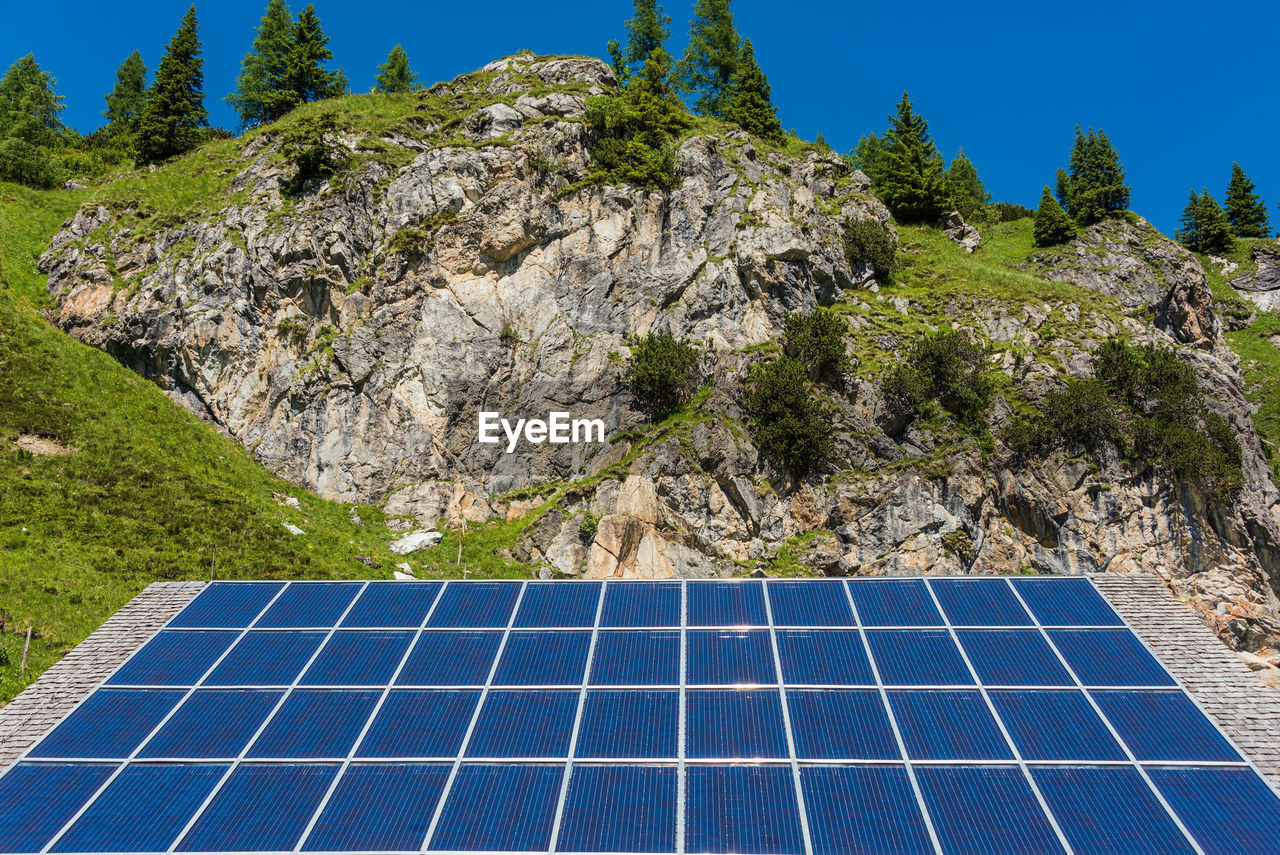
[
  {"left": 1054, "top": 167, "right": 1070, "bottom": 208},
  {"left": 674, "top": 0, "right": 740, "bottom": 117},
  {"left": 374, "top": 44, "right": 420, "bottom": 93},
  {"left": 0, "top": 54, "right": 64, "bottom": 146},
  {"left": 228, "top": 0, "right": 296, "bottom": 128},
  {"left": 1224, "top": 162, "right": 1271, "bottom": 238},
  {"left": 136, "top": 6, "right": 208, "bottom": 164},
  {"left": 851, "top": 133, "right": 887, "bottom": 188},
  {"left": 1061, "top": 126, "right": 1129, "bottom": 225},
  {"left": 722, "top": 39, "right": 781, "bottom": 142},
  {"left": 1033, "top": 186, "right": 1074, "bottom": 247},
  {"left": 944, "top": 149, "right": 989, "bottom": 220},
  {"left": 103, "top": 51, "right": 148, "bottom": 137},
  {"left": 283, "top": 5, "right": 347, "bottom": 106},
  {"left": 626, "top": 0, "right": 671, "bottom": 67},
  {"left": 1177, "top": 189, "right": 1234, "bottom": 254},
  {"left": 877, "top": 93, "right": 946, "bottom": 223}
]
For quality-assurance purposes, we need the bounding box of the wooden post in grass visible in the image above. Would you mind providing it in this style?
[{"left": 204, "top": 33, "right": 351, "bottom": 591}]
[{"left": 20, "top": 626, "right": 31, "bottom": 672}]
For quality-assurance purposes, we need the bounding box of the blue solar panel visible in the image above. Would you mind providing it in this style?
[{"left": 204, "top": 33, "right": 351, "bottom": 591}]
[
  {"left": 916, "top": 765, "right": 1064, "bottom": 854},
  {"left": 139, "top": 690, "right": 283, "bottom": 759},
  {"left": 930, "top": 579, "right": 1032, "bottom": 627},
  {"left": 775, "top": 630, "right": 875, "bottom": 685},
  {"left": 687, "top": 690, "right": 788, "bottom": 759},
  {"left": 1148, "top": 766, "right": 1280, "bottom": 855},
  {"left": 576, "top": 690, "right": 679, "bottom": 759},
  {"left": 255, "top": 581, "right": 363, "bottom": 628},
  {"left": 357, "top": 690, "right": 480, "bottom": 758},
  {"left": 686, "top": 630, "right": 776, "bottom": 685},
  {"left": 341, "top": 582, "right": 442, "bottom": 628},
  {"left": 303, "top": 763, "right": 450, "bottom": 852},
  {"left": 787, "top": 690, "right": 899, "bottom": 760},
  {"left": 847, "top": 580, "right": 944, "bottom": 627},
  {"left": 107, "top": 630, "right": 238, "bottom": 686},
  {"left": 1092, "top": 691, "right": 1240, "bottom": 762},
  {"left": 590, "top": 630, "right": 680, "bottom": 685},
  {"left": 1048, "top": 629, "right": 1178, "bottom": 687},
  {"left": 247, "top": 689, "right": 381, "bottom": 759},
  {"left": 988, "top": 690, "right": 1126, "bottom": 762},
  {"left": 515, "top": 581, "right": 602, "bottom": 627},
  {"left": 204, "top": 630, "right": 326, "bottom": 686},
  {"left": 889, "top": 691, "right": 1013, "bottom": 761},
  {"left": 466, "top": 690, "right": 578, "bottom": 757},
  {"left": 397, "top": 630, "right": 501, "bottom": 685},
  {"left": 300, "top": 630, "right": 415, "bottom": 685},
  {"left": 801, "top": 765, "right": 934, "bottom": 855},
  {"left": 169, "top": 582, "right": 283, "bottom": 628},
  {"left": 557, "top": 765, "right": 677, "bottom": 854},
  {"left": 685, "top": 764, "right": 804, "bottom": 855},
  {"left": 29, "top": 690, "right": 184, "bottom": 759},
  {"left": 600, "top": 581, "right": 682, "bottom": 627},
  {"left": 427, "top": 582, "right": 521, "bottom": 628},
  {"left": 493, "top": 630, "right": 592, "bottom": 686},
  {"left": 687, "top": 580, "right": 767, "bottom": 626},
  {"left": 52, "top": 763, "right": 226, "bottom": 854},
  {"left": 0, "top": 763, "right": 115, "bottom": 854},
  {"left": 1032, "top": 765, "right": 1196, "bottom": 855},
  {"left": 956, "top": 629, "right": 1074, "bottom": 687},
  {"left": 428, "top": 763, "right": 563, "bottom": 852},
  {"left": 176, "top": 762, "right": 338, "bottom": 852},
  {"left": 767, "top": 580, "right": 855, "bottom": 626},
  {"left": 864, "top": 630, "right": 974, "bottom": 686},
  {"left": 1012, "top": 577, "right": 1124, "bottom": 626}
]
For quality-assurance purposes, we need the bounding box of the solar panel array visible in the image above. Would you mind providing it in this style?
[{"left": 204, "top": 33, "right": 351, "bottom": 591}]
[{"left": 3, "top": 576, "right": 1280, "bottom": 855}]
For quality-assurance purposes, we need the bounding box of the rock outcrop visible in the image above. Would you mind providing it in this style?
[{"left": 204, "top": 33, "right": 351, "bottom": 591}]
[{"left": 39, "top": 54, "right": 1280, "bottom": 657}]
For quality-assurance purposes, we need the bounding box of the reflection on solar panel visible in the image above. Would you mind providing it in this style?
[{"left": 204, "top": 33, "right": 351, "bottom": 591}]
[{"left": 3, "top": 576, "right": 1278, "bottom": 855}]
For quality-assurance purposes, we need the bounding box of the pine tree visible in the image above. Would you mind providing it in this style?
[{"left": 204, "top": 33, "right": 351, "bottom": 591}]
[
  {"left": 1061, "top": 126, "right": 1129, "bottom": 225},
  {"left": 876, "top": 93, "right": 946, "bottom": 223},
  {"left": 944, "top": 149, "right": 989, "bottom": 220},
  {"left": 674, "top": 0, "right": 740, "bottom": 117},
  {"left": 283, "top": 5, "right": 347, "bottom": 106},
  {"left": 722, "top": 39, "right": 781, "bottom": 142},
  {"left": 227, "top": 0, "right": 296, "bottom": 128},
  {"left": 625, "top": 0, "right": 671, "bottom": 67},
  {"left": 136, "top": 6, "right": 208, "bottom": 164},
  {"left": 1054, "top": 167, "right": 1070, "bottom": 208},
  {"left": 375, "top": 45, "right": 420, "bottom": 93},
  {"left": 1033, "top": 186, "right": 1075, "bottom": 247},
  {"left": 1224, "top": 163, "right": 1271, "bottom": 238},
  {"left": 0, "top": 54, "right": 64, "bottom": 146},
  {"left": 851, "top": 133, "right": 887, "bottom": 188},
  {"left": 1177, "top": 189, "right": 1234, "bottom": 254},
  {"left": 103, "top": 51, "right": 148, "bottom": 137}
]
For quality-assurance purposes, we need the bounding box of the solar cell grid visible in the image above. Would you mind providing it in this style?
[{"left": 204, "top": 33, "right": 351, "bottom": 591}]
[
  {"left": 427, "top": 581, "right": 521, "bottom": 628},
  {"left": 356, "top": 690, "right": 480, "bottom": 758},
  {"left": 0, "top": 763, "right": 116, "bottom": 854},
  {"left": 340, "top": 581, "right": 442, "bottom": 627},
  {"left": 600, "top": 581, "right": 682, "bottom": 627},
  {"left": 28, "top": 689, "right": 184, "bottom": 759},
  {"left": 427, "top": 763, "right": 563, "bottom": 852},
  {"left": 800, "top": 765, "right": 934, "bottom": 855},
  {"left": 1147, "top": 766, "right": 1280, "bottom": 855},
  {"left": 203, "top": 630, "right": 327, "bottom": 687},
  {"left": 929, "top": 578, "right": 1032, "bottom": 627},
  {"left": 590, "top": 630, "right": 681, "bottom": 685},
  {"left": 916, "top": 765, "right": 1066, "bottom": 854},
  {"left": 255, "top": 581, "right": 363, "bottom": 628},
  {"left": 786, "top": 690, "right": 899, "bottom": 760},
  {"left": 766, "top": 580, "right": 855, "bottom": 626},
  {"left": 864, "top": 629, "right": 974, "bottom": 686},
  {"left": 299, "top": 630, "right": 415, "bottom": 686},
  {"left": 1013, "top": 576, "right": 1125, "bottom": 626},
  {"left": 889, "top": 690, "right": 1013, "bottom": 761},
  {"left": 1048, "top": 628, "right": 1179, "bottom": 687},
  {"left": 106, "top": 630, "right": 238, "bottom": 686},
  {"left": 175, "top": 762, "right": 338, "bottom": 852},
  {"left": 1093, "top": 690, "right": 1241, "bottom": 762},
  {"left": 576, "top": 690, "right": 679, "bottom": 759},
  {"left": 847, "top": 580, "right": 944, "bottom": 627},
  {"left": 515, "top": 580, "right": 602, "bottom": 627},
  {"left": 139, "top": 689, "right": 284, "bottom": 759},
  {"left": 687, "top": 579, "right": 767, "bottom": 626},
  {"left": 466, "top": 690, "right": 578, "bottom": 758},
  {"left": 1031, "top": 765, "right": 1196, "bottom": 855},
  {"left": 246, "top": 689, "right": 382, "bottom": 759},
  {"left": 396, "top": 629, "right": 502, "bottom": 686},
  {"left": 167, "top": 581, "right": 283, "bottom": 628},
  {"left": 302, "top": 762, "right": 451, "bottom": 852},
  {"left": 556, "top": 764, "right": 678, "bottom": 854},
  {"left": 685, "top": 764, "right": 805, "bottom": 855},
  {"left": 686, "top": 689, "right": 789, "bottom": 759},
  {"left": 988, "top": 690, "right": 1126, "bottom": 762},
  {"left": 775, "top": 629, "right": 875, "bottom": 685},
  {"left": 686, "top": 628, "right": 776, "bottom": 685},
  {"left": 956, "top": 629, "right": 1075, "bottom": 687},
  {"left": 493, "top": 630, "right": 592, "bottom": 686}
]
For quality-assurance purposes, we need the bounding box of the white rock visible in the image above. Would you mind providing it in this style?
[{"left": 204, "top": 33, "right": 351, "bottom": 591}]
[
  {"left": 393, "top": 570, "right": 416, "bottom": 581},
  {"left": 397, "top": 562, "right": 414, "bottom": 575},
  {"left": 389, "top": 530, "right": 443, "bottom": 554},
  {"left": 283, "top": 523, "right": 305, "bottom": 536},
  {"left": 284, "top": 496, "right": 301, "bottom": 508}
]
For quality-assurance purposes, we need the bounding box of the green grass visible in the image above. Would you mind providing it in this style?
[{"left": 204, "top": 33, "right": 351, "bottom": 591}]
[{"left": 1226, "top": 312, "right": 1280, "bottom": 480}]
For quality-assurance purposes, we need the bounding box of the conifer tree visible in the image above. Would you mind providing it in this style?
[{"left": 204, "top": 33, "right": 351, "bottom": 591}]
[
  {"left": 722, "top": 39, "right": 781, "bottom": 142},
  {"left": 283, "top": 5, "right": 347, "bottom": 106},
  {"left": 1224, "top": 163, "right": 1271, "bottom": 238},
  {"left": 1033, "top": 186, "right": 1074, "bottom": 247},
  {"left": 1177, "top": 189, "right": 1234, "bottom": 254},
  {"left": 374, "top": 45, "right": 420, "bottom": 93},
  {"left": 877, "top": 92, "right": 946, "bottom": 223},
  {"left": 103, "top": 51, "right": 148, "bottom": 137},
  {"left": 626, "top": 0, "right": 671, "bottom": 67},
  {"left": 1054, "top": 167, "right": 1070, "bottom": 208},
  {"left": 0, "top": 54, "right": 64, "bottom": 146},
  {"left": 228, "top": 0, "right": 295, "bottom": 128},
  {"left": 674, "top": 0, "right": 740, "bottom": 117},
  {"left": 851, "top": 133, "right": 887, "bottom": 188},
  {"left": 136, "top": 6, "right": 208, "bottom": 164},
  {"left": 944, "top": 149, "right": 989, "bottom": 220},
  {"left": 1061, "top": 126, "right": 1129, "bottom": 225}
]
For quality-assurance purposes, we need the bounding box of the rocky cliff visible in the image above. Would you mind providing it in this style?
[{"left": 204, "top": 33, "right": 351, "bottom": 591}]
[{"left": 39, "top": 54, "right": 1280, "bottom": 666}]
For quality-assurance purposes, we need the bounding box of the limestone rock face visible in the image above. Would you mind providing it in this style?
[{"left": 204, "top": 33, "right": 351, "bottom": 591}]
[
  {"left": 39, "top": 55, "right": 1280, "bottom": 654},
  {"left": 1231, "top": 240, "right": 1280, "bottom": 312}
]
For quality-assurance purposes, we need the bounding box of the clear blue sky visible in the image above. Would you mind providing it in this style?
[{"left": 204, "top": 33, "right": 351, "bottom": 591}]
[{"left": 2, "top": 0, "right": 1275, "bottom": 236}]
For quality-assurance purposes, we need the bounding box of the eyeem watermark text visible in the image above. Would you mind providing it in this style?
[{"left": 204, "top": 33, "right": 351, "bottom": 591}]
[{"left": 479, "top": 411, "right": 607, "bottom": 453}]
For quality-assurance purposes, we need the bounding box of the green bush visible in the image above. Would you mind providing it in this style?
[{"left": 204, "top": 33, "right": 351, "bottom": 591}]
[
  {"left": 0, "top": 138, "right": 58, "bottom": 188},
  {"left": 583, "top": 48, "right": 689, "bottom": 190},
  {"left": 783, "top": 307, "right": 849, "bottom": 380},
  {"left": 624, "top": 330, "right": 700, "bottom": 420},
  {"left": 742, "top": 356, "right": 833, "bottom": 473},
  {"left": 843, "top": 217, "right": 897, "bottom": 281},
  {"left": 883, "top": 328, "right": 995, "bottom": 431},
  {"left": 280, "top": 112, "right": 346, "bottom": 194}
]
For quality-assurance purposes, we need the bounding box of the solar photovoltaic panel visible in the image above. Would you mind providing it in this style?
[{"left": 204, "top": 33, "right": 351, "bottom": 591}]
[{"left": 2, "top": 575, "right": 1278, "bottom": 855}]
